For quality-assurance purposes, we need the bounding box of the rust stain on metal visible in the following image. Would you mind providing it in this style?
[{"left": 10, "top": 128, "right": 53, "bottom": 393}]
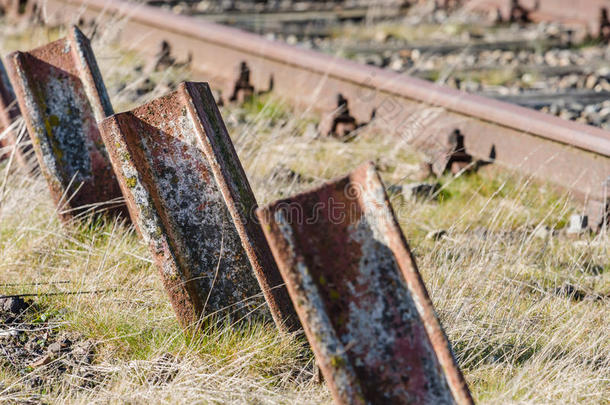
[
  {"left": 98, "top": 81, "right": 298, "bottom": 331},
  {"left": 257, "top": 162, "right": 473, "bottom": 404},
  {"left": 0, "top": 57, "right": 30, "bottom": 168},
  {"left": 6, "top": 26, "right": 125, "bottom": 220}
]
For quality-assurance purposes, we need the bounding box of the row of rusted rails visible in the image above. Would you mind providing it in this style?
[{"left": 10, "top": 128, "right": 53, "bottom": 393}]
[
  {"left": 3, "top": 26, "right": 298, "bottom": 332},
  {"left": 0, "top": 26, "right": 473, "bottom": 403}
]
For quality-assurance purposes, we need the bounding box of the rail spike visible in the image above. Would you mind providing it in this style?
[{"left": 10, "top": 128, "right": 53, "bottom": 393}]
[
  {"left": 319, "top": 93, "right": 374, "bottom": 138},
  {"left": 6, "top": 25, "right": 126, "bottom": 221},
  {"left": 600, "top": 8, "right": 610, "bottom": 43},
  {"left": 229, "top": 61, "right": 273, "bottom": 104},
  {"left": 98, "top": 81, "right": 299, "bottom": 331},
  {"left": 257, "top": 162, "right": 474, "bottom": 405}
]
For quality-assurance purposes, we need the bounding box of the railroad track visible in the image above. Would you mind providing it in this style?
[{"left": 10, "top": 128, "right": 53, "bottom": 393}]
[
  {"left": 26, "top": 0, "right": 610, "bottom": 230},
  {"left": 464, "top": 0, "right": 610, "bottom": 39}
]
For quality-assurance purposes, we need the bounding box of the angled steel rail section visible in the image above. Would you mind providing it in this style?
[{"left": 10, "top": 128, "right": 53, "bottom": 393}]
[
  {"left": 99, "top": 81, "right": 298, "bottom": 331},
  {"left": 6, "top": 25, "right": 126, "bottom": 221},
  {"left": 258, "top": 162, "right": 473, "bottom": 405}
]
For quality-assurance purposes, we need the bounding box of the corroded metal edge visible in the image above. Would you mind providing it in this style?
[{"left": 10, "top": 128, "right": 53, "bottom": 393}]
[
  {"left": 257, "top": 162, "right": 473, "bottom": 404},
  {"left": 98, "top": 111, "right": 197, "bottom": 327},
  {"left": 0, "top": 56, "right": 28, "bottom": 168},
  {"left": 68, "top": 25, "right": 114, "bottom": 120},
  {"left": 182, "top": 82, "right": 299, "bottom": 332},
  {"left": 5, "top": 25, "right": 126, "bottom": 221},
  {"left": 98, "top": 81, "right": 298, "bottom": 331}
]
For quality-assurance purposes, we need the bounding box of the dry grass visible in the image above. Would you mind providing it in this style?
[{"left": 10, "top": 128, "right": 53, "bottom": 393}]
[{"left": 0, "top": 16, "right": 608, "bottom": 405}]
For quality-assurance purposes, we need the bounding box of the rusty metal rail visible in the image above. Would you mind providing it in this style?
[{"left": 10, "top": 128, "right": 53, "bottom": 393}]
[
  {"left": 37, "top": 0, "right": 610, "bottom": 230},
  {"left": 6, "top": 26, "right": 126, "bottom": 221},
  {"left": 463, "top": 0, "right": 610, "bottom": 38},
  {"left": 99, "top": 81, "right": 298, "bottom": 331},
  {"left": 258, "top": 162, "right": 473, "bottom": 404},
  {"left": 0, "top": 59, "right": 26, "bottom": 167}
]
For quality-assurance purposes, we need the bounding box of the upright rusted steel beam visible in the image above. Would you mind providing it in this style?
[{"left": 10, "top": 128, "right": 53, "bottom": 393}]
[
  {"left": 257, "top": 162, "right": 473, "bottom": 405},
  {"left": 98, "top": 81, "right": 298, "bottom": 331},
  {"left": 6, "top": 26, "right": 125, "bottom": 220},
  {"left": 0, "top": 57, "right": 29, "bottom": 168}
]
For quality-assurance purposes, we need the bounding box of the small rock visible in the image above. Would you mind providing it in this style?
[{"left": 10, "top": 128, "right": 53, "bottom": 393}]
[
  {"left": 599, "top": 107, "right": 610, "bottom": 120},
  {"left": 171, "top": 4, "right": 185, "bottom": 13},
  {"left": 135, "top": 78, "right": 155, "bottom": 96},
  {"left": 374, "top": 30, "right": 388, "bottom": 43},
  {"left": 71, "top": 340, "right": 95, "bottom": 365},
  {"left": 0, "top": 329, "right": 19, "bottom": 338},
  {"left": 585, "top": 74, "right": 599, "bottom": 89},
  {"left": 553, "top": 283, "right": 586, "bottom": 301},
  {"left": 558, "top": 74, "right": 579, "bottom": 89},
  {"left": 473, "top": 226, "right": 488, "bottom": 240},
  {"left": 533, "top": 226, "right": 551, "bottom": 239},
  {"left": 389, "top": 57, "right": 404, "bottom": 71},
  {"left": 413, "top": 162, "right": 434, "bottom": 181},
  {"left": 566, "top": 214, "right": 588, "bottom": 236},
  {"left": 1, "top": 297, "right": 29, "bottom": 316},
  {"left": 47, "top": 341, "right": 64, "bottom": 355},
  {"left": 29, "top": 353, "right": 53, "bottom": 368},
  {"left": 303, "top": 122, "right": 318, "bottom": 139},
  {"left": 426, "top": 230, "right": 447, "bottom": 241},
  {"left": 402, "top": 182, "right": 440, "bottom": 201},
  {"left": 587, "top": 113, "right": 602, "bottom": 127},
  {"left": 195, "top": 1, "right": 210, "bottom": 12},
  {"left": 558, "top": 109, "right": 576, "bottom": 121}
]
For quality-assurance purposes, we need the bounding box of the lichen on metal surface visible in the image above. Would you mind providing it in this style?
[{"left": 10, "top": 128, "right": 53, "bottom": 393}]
[
  {"left": 5, "top": 25, "right": 124, "bottom": 220},
  {"left": 98, "top": 82, "right": 297, "bottom": 330},
  {"left": 257, "top": 162, "right": 473, "bottom": 404}
]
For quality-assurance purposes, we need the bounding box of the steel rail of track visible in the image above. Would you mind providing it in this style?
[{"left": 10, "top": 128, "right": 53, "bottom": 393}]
[
  {"left": 463, "top": 0, "right": 610, "bottom": 35},
  {"left": 35, "top": 0, "right": 610, "bottom": 228}
]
